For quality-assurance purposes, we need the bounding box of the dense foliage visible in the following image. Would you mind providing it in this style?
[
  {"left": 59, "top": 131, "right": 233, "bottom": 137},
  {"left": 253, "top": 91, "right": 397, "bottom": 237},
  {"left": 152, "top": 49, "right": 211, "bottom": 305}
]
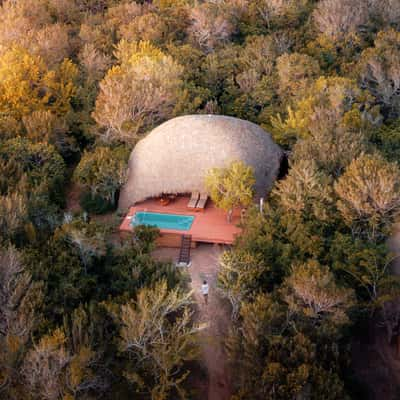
[
  {"left": 205, "top": 160, "right": 255, "bottom": 221},
  {"left": 0, "top": 0, "right": 400, "bottom": 399}
]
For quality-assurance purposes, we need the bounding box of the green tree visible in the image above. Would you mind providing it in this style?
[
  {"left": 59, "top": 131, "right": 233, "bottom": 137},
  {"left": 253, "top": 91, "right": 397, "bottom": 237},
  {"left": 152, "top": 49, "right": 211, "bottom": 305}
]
[
  {"left": 329, "top": 233, "right": 400, "bottom": 308},
  {"left": 218, "top": 249, "right": 266, "bottom": 318},
  {"left": 253, "top": 332, "right": 349, "bottom": 400},
  {"left": 222, "top": 35, "right": 278, "bottom": 120},
  {"left": 110, "top": 280, "right": 201, "bottom": 399},
  {"left": 73, "top": 146, "right": 129, "bottom": 208},
  {"left": 61, "top": 222, "right": 107, "bottom": 272},
  {"left": 233, "top": 205, "right": 328, "bottom": 285},
  {"left": 282, "top": 260, "right": 354, "bottom": 332},
  {"left": 370, "top": 119, "right": 400, "bottom": 163},
  {"left": 357, "top": 29, "right": 400, "bottom": 120},
  {"left": 0, "top": 138, "right": 66, "bottom": 209},
  {"left": 227, "top": 294, "right": 286, "bottom": 399},
  {"left": 24, "top": 218, "right": 178, "bottom": 327},
  {"left": 0, "top": 191, "right": 28, "bottom": 243},
  {"left": 205, "top": 160, "right": 255, "bottom": 222},
  {"left": 25, "top": 223, "right": 103, "bottom": 325},
  {"left": 272, "top": 159, "right": 334, "bottom": 221},
  {"left": 227, "top": 294, "right": 349, "bottom": 400},
  {"left": 0, "top": 138, "right": 65, "bottom": 236},
  {"left": 0, "top": 246, "right": 43, "bottom": 398}
]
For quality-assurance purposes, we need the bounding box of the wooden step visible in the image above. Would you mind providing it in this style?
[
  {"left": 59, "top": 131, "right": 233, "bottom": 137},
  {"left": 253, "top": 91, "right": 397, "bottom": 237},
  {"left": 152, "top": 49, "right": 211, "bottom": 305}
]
[{"left": 178, "top": 234, "right": 192, "bottom": 265}]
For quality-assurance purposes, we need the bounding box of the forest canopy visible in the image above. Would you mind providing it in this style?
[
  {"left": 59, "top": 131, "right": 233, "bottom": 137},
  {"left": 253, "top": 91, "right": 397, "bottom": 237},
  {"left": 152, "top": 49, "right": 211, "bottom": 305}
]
[{"left": 0, "top": 0, "right": 400, "bottom": 399}]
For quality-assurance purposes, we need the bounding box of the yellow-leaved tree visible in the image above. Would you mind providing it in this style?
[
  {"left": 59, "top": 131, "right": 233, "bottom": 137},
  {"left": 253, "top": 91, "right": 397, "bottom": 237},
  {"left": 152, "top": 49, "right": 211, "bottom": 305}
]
[
  {"left": 271, "top": 76, "right": 380, "bottom": 148},
  {"left": 205, "top": 160, "right": 255, "bottom": 222},
  {"left": 93, "top": 40, "right": 184, "bottom": 144},
  {"left": 0, "top": 47, "right": 78, "bottom": 137},
  {"left": 335, "top": 153, "right": 400, "bottom": 240},
  {"left": 0, "top": 47, "right": 50, "bottom": 120}
]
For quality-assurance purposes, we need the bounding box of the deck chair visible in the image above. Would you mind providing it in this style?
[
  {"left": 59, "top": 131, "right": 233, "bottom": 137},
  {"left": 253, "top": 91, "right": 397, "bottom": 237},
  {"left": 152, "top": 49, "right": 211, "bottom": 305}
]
[
  {"left": 187, "top": 191, "right": 200, "bottom": 209},
  {"left": 195, "top": 193, "right": 208, "bottom": 211}
]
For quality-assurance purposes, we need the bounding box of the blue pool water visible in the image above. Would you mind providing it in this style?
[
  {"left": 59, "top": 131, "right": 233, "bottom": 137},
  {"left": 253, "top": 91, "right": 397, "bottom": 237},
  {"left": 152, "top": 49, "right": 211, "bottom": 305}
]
[{"left": 131, "top": 212, "right": 194, "bottom": 231}]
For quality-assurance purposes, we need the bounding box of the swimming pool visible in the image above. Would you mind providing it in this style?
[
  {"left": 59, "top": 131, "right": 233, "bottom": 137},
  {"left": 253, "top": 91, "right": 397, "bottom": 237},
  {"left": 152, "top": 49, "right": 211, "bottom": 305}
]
[{"left": 130, "top": 211, "right": 194, "bottom": 231}]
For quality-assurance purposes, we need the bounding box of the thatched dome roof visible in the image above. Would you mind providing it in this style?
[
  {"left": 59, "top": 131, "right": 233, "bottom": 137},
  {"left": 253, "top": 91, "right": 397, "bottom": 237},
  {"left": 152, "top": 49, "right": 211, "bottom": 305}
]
[{"left": 118, "top": 115, "right": 283, "bottom": 209}]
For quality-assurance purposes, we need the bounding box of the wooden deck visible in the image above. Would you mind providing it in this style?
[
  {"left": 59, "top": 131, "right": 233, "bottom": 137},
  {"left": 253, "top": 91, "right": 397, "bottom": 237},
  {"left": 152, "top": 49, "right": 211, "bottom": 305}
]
[{"left": 119, "top": 196, "right": 242, "bottom": 245}]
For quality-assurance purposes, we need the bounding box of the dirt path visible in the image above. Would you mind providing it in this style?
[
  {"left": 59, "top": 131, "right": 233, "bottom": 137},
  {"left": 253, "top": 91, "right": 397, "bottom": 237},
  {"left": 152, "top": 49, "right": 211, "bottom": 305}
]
[
  {"left": 65, "top": 181, "right": 82, "bottom": 213},
  {"left": 152, "top": 244, "right": 233, "bottom": 400}
]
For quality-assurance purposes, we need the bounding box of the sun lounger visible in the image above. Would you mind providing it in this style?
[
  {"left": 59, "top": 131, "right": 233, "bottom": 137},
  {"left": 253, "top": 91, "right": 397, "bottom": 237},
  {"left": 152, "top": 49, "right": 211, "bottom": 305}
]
[
  {"left": 195, "top": 193, "right": 208, "bottom": 211},
  {"left": 187, "top": 191, "right": 200, "bottom": 209}
]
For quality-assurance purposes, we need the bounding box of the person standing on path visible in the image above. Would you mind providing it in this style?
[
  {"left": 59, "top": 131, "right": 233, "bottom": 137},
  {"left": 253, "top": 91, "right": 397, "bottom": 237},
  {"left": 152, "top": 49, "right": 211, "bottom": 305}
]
[{"left": 201, "top": 280, "right": 209, "bottom": 305}]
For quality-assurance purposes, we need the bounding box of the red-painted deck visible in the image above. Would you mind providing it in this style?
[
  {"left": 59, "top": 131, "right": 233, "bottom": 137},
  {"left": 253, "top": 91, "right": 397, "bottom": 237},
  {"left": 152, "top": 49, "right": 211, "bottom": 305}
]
[{"left": 119, "top": 196, "right": 242, "bottom": 245}]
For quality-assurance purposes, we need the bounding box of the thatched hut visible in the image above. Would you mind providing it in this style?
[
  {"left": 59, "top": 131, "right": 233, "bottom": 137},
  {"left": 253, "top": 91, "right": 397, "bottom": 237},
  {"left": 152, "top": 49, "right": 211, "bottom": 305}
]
[{"left": 118, "top": 115, "right": 283, "bottom": 210}]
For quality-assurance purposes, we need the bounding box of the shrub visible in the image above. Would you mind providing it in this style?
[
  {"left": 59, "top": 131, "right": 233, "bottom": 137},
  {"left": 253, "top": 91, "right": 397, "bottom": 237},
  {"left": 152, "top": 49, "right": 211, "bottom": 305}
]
[{"left": 79, "top": 191, "right": 114, "bottom": 214}]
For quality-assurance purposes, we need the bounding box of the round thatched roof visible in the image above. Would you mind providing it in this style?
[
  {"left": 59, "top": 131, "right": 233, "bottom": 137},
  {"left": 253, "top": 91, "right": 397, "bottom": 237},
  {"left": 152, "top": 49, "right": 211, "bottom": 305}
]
[{"left": 118, "top": 115, "right": 283, "bottom": 209}]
